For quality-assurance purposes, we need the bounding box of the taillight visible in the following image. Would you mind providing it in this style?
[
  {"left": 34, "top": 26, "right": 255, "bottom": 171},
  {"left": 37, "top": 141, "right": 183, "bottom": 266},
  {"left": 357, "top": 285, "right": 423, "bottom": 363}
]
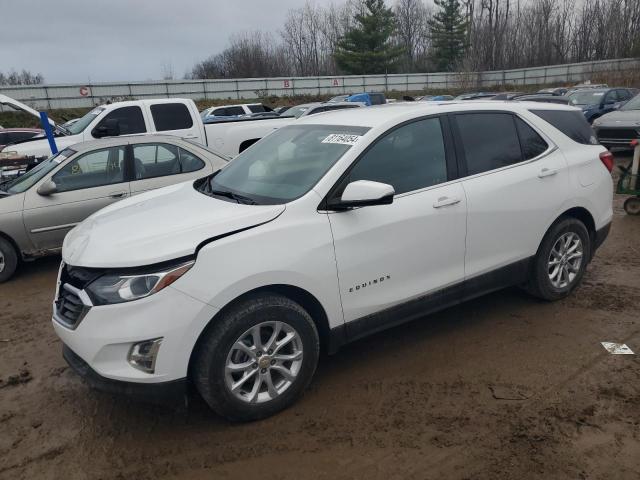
[{"left": 599, "top": 151, "right": 614, "bottom": 172}]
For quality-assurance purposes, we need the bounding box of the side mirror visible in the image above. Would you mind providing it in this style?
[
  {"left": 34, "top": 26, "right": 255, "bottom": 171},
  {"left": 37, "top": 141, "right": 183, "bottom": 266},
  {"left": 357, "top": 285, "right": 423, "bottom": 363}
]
[
  {"left": 37, "top": 180, "right": 58, "bottom": 196},
  {"left": 92, "top": 118, "right": 120, "bottom": 138},
  {"left": 328, "top": 180, "right": 395, "bottom": 210}
]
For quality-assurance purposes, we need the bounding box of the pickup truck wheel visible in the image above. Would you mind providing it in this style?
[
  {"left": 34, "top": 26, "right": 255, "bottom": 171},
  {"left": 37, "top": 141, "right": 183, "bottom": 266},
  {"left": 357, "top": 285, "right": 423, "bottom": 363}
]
[
  {"left": 193, "top": 294, "right": 319, "bottom": 421},
  {"left": 526, "top": 217, "right": 591, "bottom": 301},
  {"left": 0, "top": 237, "right": 18, "bottom": 283}
]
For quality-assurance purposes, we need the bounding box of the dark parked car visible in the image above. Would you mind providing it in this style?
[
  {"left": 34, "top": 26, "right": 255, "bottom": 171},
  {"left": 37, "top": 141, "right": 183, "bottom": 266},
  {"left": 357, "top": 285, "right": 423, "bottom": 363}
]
[
  {"left": 593, "top": 93, "right": 640, "bottom": 150},
  {"left": 454, "top": 92, "right": 497, "bottom": 100},
  {"left": 567, "top": 87, "right": 638, "bottom": 123},
  {"left": 513, "top": 94, "right": 571, "bottom": 105},
  {"left": 0, "top": 128, "right": 43, "bottom": 149},
  {"left": 490, "top": 92, "right": 525, "bottom": 100},
  {"left": 537, "top": 87, "right": 568, "bottom": 96}
]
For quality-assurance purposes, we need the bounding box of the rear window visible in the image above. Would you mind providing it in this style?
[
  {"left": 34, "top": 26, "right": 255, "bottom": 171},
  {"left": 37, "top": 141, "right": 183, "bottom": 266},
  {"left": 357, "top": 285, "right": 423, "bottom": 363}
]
[
  {"left": 530, "top": 110, "right": 598, "bottom": 145},
  {"left": 150, "top": 103, "right": 193, "bottom": 131}
]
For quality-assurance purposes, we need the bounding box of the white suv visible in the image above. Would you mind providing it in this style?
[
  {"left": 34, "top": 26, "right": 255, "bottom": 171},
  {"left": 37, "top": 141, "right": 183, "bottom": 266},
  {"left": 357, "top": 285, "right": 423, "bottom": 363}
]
[{"left": 52, "top": 102, "right": 613, "bottom": 421}]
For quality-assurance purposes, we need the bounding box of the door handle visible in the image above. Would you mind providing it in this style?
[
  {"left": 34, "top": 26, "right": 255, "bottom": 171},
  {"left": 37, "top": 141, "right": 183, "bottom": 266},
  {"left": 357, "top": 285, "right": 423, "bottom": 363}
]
[
  {"left": 538, "top": 168, "right": 558, "bottom": 178},
  {"left": 109, "top": 191, "right": 127, "bottom": 198},
  {"left": 433, "top": 196, "right": 461, "bottom": 208}
]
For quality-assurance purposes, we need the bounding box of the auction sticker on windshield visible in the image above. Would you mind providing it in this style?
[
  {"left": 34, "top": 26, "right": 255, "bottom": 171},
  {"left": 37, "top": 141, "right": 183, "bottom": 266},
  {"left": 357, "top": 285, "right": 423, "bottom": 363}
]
[{"left": 322, "top": 134, "right": 361, "bottom": 145}]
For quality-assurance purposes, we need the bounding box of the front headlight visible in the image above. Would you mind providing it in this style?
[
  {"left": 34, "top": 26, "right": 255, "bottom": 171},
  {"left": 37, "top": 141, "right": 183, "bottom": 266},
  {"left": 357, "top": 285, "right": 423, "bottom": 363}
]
[
  {"left": 0, "top": 151, "right": 19, "bottom": 160},
  {"left": 85, "top": 260, "right": 194, "bottom": 305}
]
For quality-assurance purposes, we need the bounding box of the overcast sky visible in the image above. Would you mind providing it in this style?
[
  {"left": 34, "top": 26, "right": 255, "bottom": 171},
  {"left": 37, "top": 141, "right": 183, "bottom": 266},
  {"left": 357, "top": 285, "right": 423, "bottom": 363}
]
[{"left": 0, "top": 0, "right": 325, "bottom": 84}]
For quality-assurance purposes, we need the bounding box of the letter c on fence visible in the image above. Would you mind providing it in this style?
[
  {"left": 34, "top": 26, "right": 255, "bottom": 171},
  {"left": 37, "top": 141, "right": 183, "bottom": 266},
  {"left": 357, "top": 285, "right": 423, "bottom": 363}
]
[{"left": 79, "top": 86, "right": 90, "bottom": 97}]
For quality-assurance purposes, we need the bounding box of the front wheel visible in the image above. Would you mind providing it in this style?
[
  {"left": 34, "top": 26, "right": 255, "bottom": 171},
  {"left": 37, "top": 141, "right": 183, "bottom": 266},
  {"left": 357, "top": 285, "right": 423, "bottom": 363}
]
[
  {"left": 193, "top": 294, "right": 319, "bottom": 421},
  {"left": 0, "top": 237, "right": 18, "bottom": 283},
  {"left": 527, "top": 217, "right": 591, "bottom": 301}
]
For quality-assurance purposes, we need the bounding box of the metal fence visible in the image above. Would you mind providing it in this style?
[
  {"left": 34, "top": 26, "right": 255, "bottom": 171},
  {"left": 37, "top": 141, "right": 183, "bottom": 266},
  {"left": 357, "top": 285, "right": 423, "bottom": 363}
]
[{"left": 1, "top": 58, "right": 638, "bottom": 111}]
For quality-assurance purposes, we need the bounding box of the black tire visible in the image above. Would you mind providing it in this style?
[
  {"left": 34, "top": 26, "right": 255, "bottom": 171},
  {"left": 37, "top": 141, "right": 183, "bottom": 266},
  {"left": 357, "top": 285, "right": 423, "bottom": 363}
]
[
  {"left": 526, "top": 217, "right": 591, "bottom": 301},
  {"left": 623, "top": 197, "right": 640, "bottom": 216},
  {"left": 193, "top": 293, "right": 319, "bottom": 422},
  {"left": 0, "top": 237, "right": 18, "bottom": 283}
]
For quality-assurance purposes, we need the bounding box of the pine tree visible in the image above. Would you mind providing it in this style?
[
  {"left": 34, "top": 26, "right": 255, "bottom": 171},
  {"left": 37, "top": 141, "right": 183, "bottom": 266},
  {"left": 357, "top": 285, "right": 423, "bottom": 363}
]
[
  {"left": 428, "top": 0, "right": 468, "bottom": 72},
  {"left": 334, "top": 0, "right": 404, "bottom": 75}
]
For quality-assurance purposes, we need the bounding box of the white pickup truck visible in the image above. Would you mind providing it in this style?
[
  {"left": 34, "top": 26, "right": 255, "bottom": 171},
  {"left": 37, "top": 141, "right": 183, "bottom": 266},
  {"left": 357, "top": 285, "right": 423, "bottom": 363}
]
[{"left": 0, "top": 97, "right": 292, "bottom": 160}]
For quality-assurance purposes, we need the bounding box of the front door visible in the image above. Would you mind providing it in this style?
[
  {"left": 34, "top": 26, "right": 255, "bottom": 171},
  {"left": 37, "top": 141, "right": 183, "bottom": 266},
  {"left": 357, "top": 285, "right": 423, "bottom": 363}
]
[
  {"left": 23, "top": 145, "right": 130, "bottom": 251},
  {"left": 327, "top": 117, "right": 467, "bottom": 335}
]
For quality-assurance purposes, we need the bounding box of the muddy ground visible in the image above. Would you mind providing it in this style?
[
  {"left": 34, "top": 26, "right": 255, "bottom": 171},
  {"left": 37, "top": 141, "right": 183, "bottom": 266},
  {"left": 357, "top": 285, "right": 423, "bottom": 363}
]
[{"left": 1, "top": 158, "right": 639, "bottom": 480}]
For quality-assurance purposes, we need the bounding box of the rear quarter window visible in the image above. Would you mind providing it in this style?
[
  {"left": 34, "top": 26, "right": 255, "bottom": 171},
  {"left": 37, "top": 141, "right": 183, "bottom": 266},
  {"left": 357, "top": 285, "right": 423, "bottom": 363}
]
[
  {"left": 530, "top": 110, "right": 598, "bottom": 145},
  {"left": 150, "top": 103, "right": 194, "bottom": 131}
]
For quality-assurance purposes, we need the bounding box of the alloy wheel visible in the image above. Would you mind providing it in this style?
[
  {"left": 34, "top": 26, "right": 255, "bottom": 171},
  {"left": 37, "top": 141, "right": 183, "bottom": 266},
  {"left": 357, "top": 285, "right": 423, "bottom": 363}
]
[
  {"left": 548, "top": 232, "right": 583, "bottom": 289},
  {"left": 0, "top": 249, "right": 5, "bottom": 273},
  {"left": 224, "top": 321, "right": 304, "bottom": 404}
]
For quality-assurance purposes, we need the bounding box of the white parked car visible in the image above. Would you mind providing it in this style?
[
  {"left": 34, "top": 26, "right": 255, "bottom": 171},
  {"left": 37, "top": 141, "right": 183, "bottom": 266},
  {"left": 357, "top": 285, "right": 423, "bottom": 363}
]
[
  {"left": 0, "top": 97, "right": 291, "bottom": 159},
  {"left": 53, "top": 102, "right": 613, "bottom": 421},
  {"left": 200, "top": 103, "right": 273, "bottom": 119}
]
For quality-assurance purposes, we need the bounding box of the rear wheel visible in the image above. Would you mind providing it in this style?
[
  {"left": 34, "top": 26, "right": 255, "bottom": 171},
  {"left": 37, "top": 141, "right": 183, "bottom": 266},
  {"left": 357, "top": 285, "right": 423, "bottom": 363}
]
[
  {"left": 623, "top": 197, "right": 640, "bottom": 215},
  {"left": 193, "top": 293, "right": 319, "bottom": 421},
  {"left": 527, "top": 217, "right": 591, "bottom": 301},
  {"left": 0, "top": 237, "right": 18, "bottom": 283}
]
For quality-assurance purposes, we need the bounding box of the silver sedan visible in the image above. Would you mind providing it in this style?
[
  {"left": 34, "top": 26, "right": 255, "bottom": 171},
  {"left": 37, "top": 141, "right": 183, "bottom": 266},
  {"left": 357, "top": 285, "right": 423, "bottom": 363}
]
[{"left": 0, "top": 134, "right": 228, "bottom": 281}]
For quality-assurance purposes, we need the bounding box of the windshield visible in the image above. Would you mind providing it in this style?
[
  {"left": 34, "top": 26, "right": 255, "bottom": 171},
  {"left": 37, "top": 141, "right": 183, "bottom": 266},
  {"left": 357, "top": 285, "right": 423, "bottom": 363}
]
[
  {"left": 4, "top": 149, "right": 74, "bottom": 194},
  {"left": 569, "top": 90, "right": 605, "bottom": 106},
  {"left": 281, "top": 105, "right": 312, "bottom": 118},
  {"left": 621, "top": 94, "right": 640, "bottom": 111},
  {"left": 197, "top": 124, "right": 369, "bottom": 205},
  {"left": 66, "top": 107, "right": 105, "bottom": 135}
]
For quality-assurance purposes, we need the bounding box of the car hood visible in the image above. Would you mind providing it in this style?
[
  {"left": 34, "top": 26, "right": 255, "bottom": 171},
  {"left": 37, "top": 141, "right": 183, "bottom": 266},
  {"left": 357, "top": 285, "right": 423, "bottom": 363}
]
[
  {"left": 2, "top": 135, "right": 78, "bottom": 157},
  {"left": 62, "top": 182, "right": 285, "bottom": 268},
  {"left": 593, "top": 109, "right": 640, "bottom": 127}
]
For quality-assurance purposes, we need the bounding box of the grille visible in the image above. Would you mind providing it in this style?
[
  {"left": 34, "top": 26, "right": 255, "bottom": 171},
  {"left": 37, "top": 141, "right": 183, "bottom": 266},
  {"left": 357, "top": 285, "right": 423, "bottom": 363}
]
[
  {"left": 55, "top": 285, "right": 90, "bottom": 329},
  {"left": 54, "top": 263, "right": 101, "bottom": 329},
  {"left": 597, "top": 128, "right": 639, "bottom": 140}
]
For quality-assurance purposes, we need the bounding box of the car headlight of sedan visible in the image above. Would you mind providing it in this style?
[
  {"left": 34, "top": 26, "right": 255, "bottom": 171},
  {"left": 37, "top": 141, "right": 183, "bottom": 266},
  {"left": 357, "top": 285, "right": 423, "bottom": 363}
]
[{"left": 85, "top": 260, "right": 194, "bottom": 305}]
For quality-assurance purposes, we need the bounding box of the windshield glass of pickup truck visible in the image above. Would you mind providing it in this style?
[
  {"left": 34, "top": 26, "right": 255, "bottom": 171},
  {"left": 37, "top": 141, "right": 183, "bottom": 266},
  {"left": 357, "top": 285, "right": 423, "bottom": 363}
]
[
  {"left": 621, "top": 94, "right": 640, "bottom": 110},
  {"left": 66, "top": 107, "right": 105, "bottom": 135},
  {"left": 200, "top": 124, "right": 369, "bottom": 204}
]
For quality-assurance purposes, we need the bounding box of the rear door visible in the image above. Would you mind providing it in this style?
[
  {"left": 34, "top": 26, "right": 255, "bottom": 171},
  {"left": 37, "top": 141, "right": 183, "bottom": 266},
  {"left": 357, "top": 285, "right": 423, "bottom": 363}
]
[
  {"left": 452, "top": 111, "right": 568, "bottom": 282},
  {"left": 23, "top": 145, "right": 131, "bottom": 251},
  {"left": 129, "top": 142, "right": 212, "bottom": 194},
  {"left": 148, "top": 102, "right": 200, "bottom": 140}
]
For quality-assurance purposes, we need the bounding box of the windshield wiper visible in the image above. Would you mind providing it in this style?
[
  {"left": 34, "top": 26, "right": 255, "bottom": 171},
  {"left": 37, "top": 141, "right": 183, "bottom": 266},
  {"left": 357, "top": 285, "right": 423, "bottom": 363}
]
[{"left": 210, "top": 189, "right": 257, "bottom": 205}]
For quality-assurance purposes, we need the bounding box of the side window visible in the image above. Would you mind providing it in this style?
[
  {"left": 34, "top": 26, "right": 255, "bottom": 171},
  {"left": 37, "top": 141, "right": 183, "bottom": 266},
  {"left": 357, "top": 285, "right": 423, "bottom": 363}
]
[
  {"left": 248, "top": 105, "right": 266, "bottom": 113},
  {"left": 515, "top": 117, "right": 549, "bottom": 160},
  {"left": 455, "top": 113, "right": 522, "bottom": 175},
  {"left": 178, "top": 147, "right": 206, "bottom": 173},
  {"left": 307, "top": 107, "right": 325, "bottom": 116},
  {"left": 617, "top": 89, "right": 631, "bottom": 101},
  {"left": 150, "top": 103, "right": 194, "bottom": 131},
  {"left": 0, "top": 133, "right": 6, "bottom": 144},
  {"left": 604, "top": 90, "right": 618, "bottom": 104},
  {"left": 346, "top": 117, "right": 448, "bottom": 195},
  {"left": 53, "top": 147, "right": 126, "bottom": 192},
  {"left": 132, "top": 143, "right": 180, "bottom": 180},
  {"left": 212, "top": 108, "right": 228, "bottom": 116},
  {"left": 96, "top": 107, "right": 146, "bottom": 135},
  {"left": 531, "top": 110, "right": 597, "bottom": 145},
  {"left": 227, "top": 106, "right": 246, "bottom": 116}
]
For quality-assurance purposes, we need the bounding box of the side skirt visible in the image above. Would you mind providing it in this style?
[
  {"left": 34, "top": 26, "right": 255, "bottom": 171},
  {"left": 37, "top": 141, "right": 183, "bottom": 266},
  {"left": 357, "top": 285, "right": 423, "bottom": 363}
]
[{"left": 329, "top": 257, "right": 532, "bottom": 348}]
